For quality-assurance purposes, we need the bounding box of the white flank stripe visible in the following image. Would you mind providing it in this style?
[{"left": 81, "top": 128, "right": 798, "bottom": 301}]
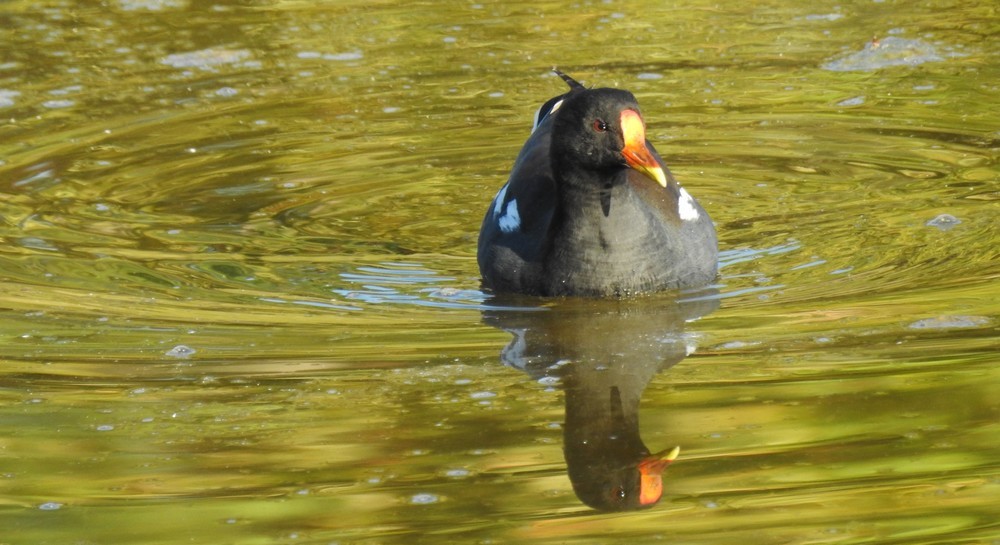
[
  {"left": 531, "top": 99, "right": 563, "bottom": 133},
  {"left": 498, "top": 199, "right": 521, "bottom": 233},
  {"left": 677, "top": 187, "right": 700, "bottom": 221},
  {"left": 492, "top": 184, "right": 508, "bottom": 217},
  {"left": 531, "top": 106, "right": 544, "bottom": 133}
]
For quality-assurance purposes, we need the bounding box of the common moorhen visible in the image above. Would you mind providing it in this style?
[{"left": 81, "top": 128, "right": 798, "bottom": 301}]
[{"left": 477, "top": 70, "right": 718, "bottom": 297}]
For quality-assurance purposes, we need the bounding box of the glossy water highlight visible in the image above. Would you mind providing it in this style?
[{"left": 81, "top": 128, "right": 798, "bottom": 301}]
[{"left": 1, "top": 0, "right": 998, "bottom": 544}]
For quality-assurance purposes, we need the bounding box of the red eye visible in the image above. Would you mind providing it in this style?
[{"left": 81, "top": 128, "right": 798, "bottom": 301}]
[{"left": 593, "top": 119, "right": 608, "bottom": 132}]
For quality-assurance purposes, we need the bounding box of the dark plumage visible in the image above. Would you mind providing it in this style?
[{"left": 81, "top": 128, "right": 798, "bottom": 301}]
[{"left": 478, "top": 70, "right": 718, "bottom": 297}]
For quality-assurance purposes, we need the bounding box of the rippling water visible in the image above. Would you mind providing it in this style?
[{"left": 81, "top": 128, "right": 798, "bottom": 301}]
[{"left": 1, "top": 1, "right": 998, "bottom": 544}]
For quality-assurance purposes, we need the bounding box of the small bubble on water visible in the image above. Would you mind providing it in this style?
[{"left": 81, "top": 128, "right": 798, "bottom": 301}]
[
  {"left": 925, "top": 213, "right": 960, "bottom": 231},
  {"left": 410, "top": 493, "right": 439, "bottom": 504},
  {"left": 908, "top": 315, "right": 989, "bottom": 330},
  {"left": 0, "top": 89, "right": 21, "bottom": 108},
  {"left": 96, "top": 424, "right": 114, "bottom": 432},
  {"left": 38, "top": 502, "right": 63, "bottom": 510},
  {"left": 322, "top": 50, "right": 363, "bottom": 61},
  {"left": 537, "top": 376, "right": 559, "bottom": 387},
  {"left": 43, "top": 99, "right": 75, "bottom": 109},
  {"left": 215, "top": 86, "right": 238, "bottom": 97},
  {"left": 837, "top": 96, "right": 865, "bottom": 107},
  {"left": 165, "top": 345, "right": 196, "bottom": 358}
]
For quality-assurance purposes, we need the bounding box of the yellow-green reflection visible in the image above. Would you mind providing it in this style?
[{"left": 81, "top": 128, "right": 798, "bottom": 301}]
[{"left": 0, "top": 0, "right": 997, "bottom": 544}]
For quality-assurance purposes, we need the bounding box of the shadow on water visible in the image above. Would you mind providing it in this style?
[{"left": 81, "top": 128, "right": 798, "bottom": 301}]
[{"left": 482, "top": 291, "right": 719, "bottom": 511}]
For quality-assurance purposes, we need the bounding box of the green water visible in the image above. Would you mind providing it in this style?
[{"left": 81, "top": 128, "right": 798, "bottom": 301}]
[{"left": 1, "top": 1, "right": 998, "bottom": 544}]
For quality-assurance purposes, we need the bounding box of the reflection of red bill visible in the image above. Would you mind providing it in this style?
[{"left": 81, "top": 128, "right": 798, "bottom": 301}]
[{"left": 638, "top": 445, "right": 681, "bottom": 506}]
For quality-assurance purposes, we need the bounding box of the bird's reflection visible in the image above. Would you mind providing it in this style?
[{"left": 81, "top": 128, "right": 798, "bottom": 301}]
[{"left": 482, "top": 292, "right": 718, "bottom": 511}]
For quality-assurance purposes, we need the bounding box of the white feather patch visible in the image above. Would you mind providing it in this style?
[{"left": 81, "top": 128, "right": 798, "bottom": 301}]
[
  {"left": 498, "top": 199, "right": 521, "bottom": 233},
  {"left": 677, "top": 187, "right": 700, "bottom": 221},
  {"left": 531, "top": 99, "right": 563, "bottom": 133},
  {"left": 491, "top": 185, "right": 508, "bottom": 217}
]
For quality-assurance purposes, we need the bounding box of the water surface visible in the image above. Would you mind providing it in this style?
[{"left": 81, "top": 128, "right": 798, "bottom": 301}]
[{"left": 1, "top": 1, "right": 998, "bottom": 544}]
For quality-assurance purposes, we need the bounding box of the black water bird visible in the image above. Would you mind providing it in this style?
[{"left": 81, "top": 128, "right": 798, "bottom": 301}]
[{"left": 478, "top": 70, "right": 718, "bottom": 297}]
